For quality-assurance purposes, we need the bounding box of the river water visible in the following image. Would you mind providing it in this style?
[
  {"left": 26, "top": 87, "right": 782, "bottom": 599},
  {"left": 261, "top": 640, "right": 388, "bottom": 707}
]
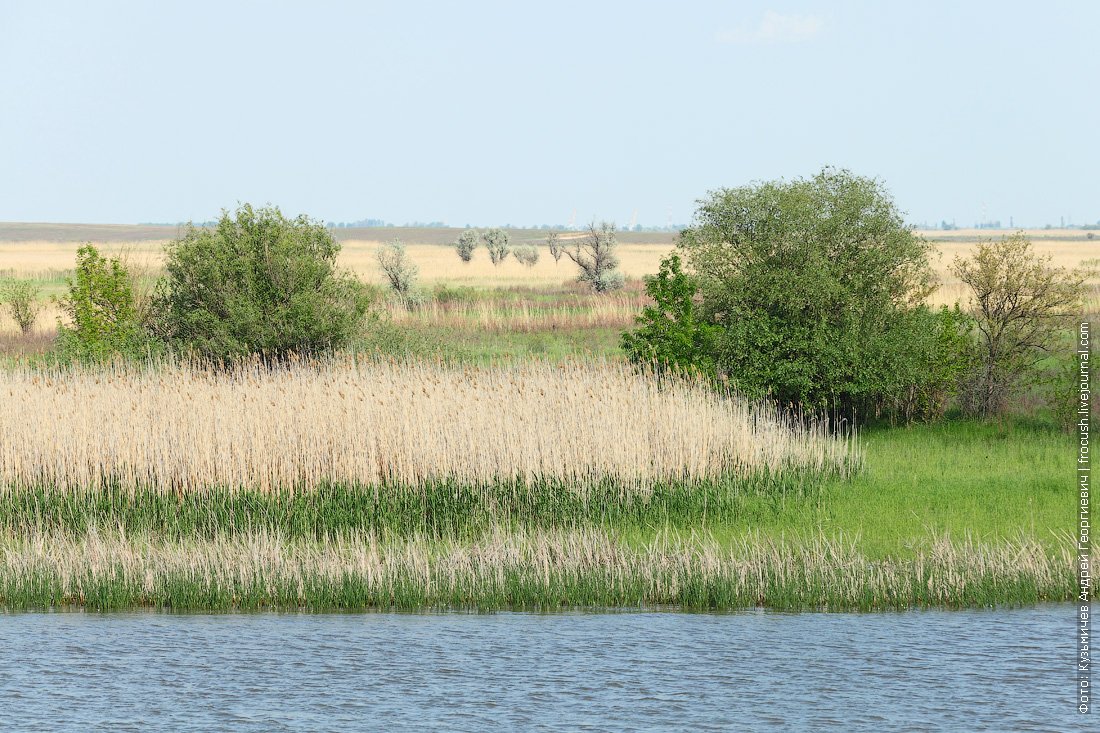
[{"left": 0, "top": 605, "right": 1081, "bottom": 731}]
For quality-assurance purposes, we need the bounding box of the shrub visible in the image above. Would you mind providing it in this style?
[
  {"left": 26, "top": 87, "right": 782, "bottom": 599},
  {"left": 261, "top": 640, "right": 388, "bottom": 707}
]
[
  {"left": 512, "top": 244, "right": 540, "bottom": 267},
  {"left": 432, "top": 283, "right": 479, "bottom": 305},
  {"left": 484, "top": 228, "right": 510, "bottom": 265},
  {"left": 676, "top": 168, "right": 950, "bottom": 418},
  {"left": 56, "top": 245, "right": 151, "bottom": 362},
  {"left": 547, "top": 231, "right": 564, "bottom": 263},
  {"left": 565, "top": 222, "right": 623, "bottom": 292},
  {"left": 377, "top": 239, "right": 418, "bottom": 302},
  {"left": 152, "top": 204, "right": 369, "bottom": 361},
  {"left": 622, "top": 254, "right": 718, "bottom": 375},
  {"left": 881, "top": 305, "right": 975, "bottom": 422},
  {"left": 2, "top": 280, "right": 42, "bottom": 335},
  {"left": 454, "top": 230, "right": 479, "bottom": 263},
  {"left": 952, "top": 232, "right": 1089, "bottom": 417}
]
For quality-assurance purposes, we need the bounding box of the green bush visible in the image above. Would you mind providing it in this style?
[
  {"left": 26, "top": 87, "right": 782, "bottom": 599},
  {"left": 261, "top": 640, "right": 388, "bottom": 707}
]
[
  {"left": 56, "top": 245, "right": 152, "bottom": 362},
  {"left": 621, "top": 254, "right": 718, "bottom": 375},
  {"left": 660, "top": 168, "right": 968, "bottom": 420},
  {"left": 152, "top": 205, "right": 370, "bottom": 361}
]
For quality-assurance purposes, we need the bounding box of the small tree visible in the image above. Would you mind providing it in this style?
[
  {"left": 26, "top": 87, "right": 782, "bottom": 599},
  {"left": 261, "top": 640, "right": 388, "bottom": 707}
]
[
  {"left": 547, "top": 231, "right": 564, "bottom": 263},
  {"left": 484, "top": 228, "right": 510, "bottom": 265},
  {"left": 621, "top": 254, "right": 718, "bottom": 374},
  {"left": 2, "top": 280, "right": 42, "bottom": 335},
  {"left": 377, "top": 240, "right": 418, "bottom": 299},
  {"left": 454, "top": 229, "right": 479, "bottom": 263},
  {"left": 565, "top": 222, "right": 623, "bottom": 292},
  {"left": 153, "top": 204, "right": 369, "bottom": 361},
  {"left": 952, "top": 232, "right": 1089, "bottom": 417},
  {"left": 512, "top": 244, "right": 540, "bottom": 267},
  {"left": 57, "top": 245, "right": 149, "bottom": 361}
]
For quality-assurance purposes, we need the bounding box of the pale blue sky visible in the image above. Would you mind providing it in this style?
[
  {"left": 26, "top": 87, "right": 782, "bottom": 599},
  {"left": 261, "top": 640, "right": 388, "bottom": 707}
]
[{"left": 1, "top": 0, "right": 1096, "bottom": 227}]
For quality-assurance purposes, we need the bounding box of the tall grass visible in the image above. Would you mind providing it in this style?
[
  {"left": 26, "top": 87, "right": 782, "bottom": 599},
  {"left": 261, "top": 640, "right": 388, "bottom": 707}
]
[
  {"left": 0, "top": 358, "right": 855, "bottom": 498},
  {"left": 384, "top": 290, "right": 647, "bottom": 332},
  {"left": 0, "top": 527, "right": 1076, "bottom": 612}
]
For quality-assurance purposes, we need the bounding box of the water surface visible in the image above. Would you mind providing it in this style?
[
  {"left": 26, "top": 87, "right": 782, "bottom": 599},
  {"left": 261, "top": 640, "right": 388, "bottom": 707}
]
[{"left": 0, "top": 605, "right": 1079, "bottom": 731}]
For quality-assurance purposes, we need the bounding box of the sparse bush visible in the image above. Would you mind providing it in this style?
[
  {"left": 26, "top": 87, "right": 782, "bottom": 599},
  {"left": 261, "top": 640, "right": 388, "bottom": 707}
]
[
  {"left": 152, "top": 204, "right": 370, "bottom": 362},
  {"left": 377, "top": 240, "right": 418, "bottom": 301},
  {"left": 56, "top": 245, "right": 151, "bottom": 362},
  {"left": 484, "top": 228, "right": 510, "bottom": 265},
  {"left": 952, "top": 232, "right": 1089, "bottom": 417},
  {"left": 547, "top": 231, "right": 564, "bottom": 263},
  {"left": 2, "top": 280, "right": 42, "bottom": 335},
  {"left": 565, "top": 222, "right": 623, "bottom": 292},
  {"left": 512, "top": 244, "right": 540, "bottom": 267},
  {"left": 454, "top": 229, "right": 480, "bottom": 263}
]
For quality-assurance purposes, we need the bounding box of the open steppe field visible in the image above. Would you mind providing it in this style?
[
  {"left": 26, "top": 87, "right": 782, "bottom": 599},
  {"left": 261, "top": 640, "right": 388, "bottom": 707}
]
[{"left": 0, "top": 222, "right": 1094, "bottom": 294}]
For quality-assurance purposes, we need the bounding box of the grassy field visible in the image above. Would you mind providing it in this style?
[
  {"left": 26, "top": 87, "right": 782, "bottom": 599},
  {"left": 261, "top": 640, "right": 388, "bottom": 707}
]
[{"left": 0, "top": 223, "right": 1084, "bottom": 611}]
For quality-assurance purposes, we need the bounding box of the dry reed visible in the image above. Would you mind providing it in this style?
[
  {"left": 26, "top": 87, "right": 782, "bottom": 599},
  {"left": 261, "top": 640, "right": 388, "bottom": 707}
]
[{"left": 0, "top": 358, "right": 855, "bottom": 495}]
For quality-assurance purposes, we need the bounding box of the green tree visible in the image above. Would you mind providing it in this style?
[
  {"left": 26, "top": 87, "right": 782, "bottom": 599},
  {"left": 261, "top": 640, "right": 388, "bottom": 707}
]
[
  {"left": 57, "top": 245, "right": 150, "bottom": 362},
  {"left": 153, "top": 204, "right": 369, "bottom": 361},
  {"left": 621, "top": 254, "right": 718, "bottom": 374},
  {"left": 677, "top": 168, "right": 948, "bottom": 417}
]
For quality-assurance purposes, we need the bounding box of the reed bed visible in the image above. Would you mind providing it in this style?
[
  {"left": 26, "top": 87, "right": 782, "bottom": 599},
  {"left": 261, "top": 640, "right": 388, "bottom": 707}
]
[
  {"left": 0, "top": 358, "right": 855, "bottom": 501},
  {"left": 0, "top": 528, "right": 1076, "bottom": 611}
]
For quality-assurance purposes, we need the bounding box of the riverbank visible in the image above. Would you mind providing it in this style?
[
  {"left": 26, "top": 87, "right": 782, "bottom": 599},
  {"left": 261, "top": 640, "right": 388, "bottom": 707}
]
[{"left": 0, "top": 397, "right": 1079, "bottom": 611}]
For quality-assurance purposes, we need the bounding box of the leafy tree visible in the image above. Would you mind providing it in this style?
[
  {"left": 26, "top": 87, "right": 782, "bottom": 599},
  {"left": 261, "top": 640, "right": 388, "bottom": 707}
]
[
  {"left": 565, "top": 222, "right": 623, "bottom": 292},
  {"left": 152, "top": 204, "right": 369, "bottom": 361},
  {"left": 2, "top": 280, "right": 42, "bottom": 335},
  {"left": 677, "top": 168, "right": 947, "bottom": 417},
  {"left": 621, "top": 254, "right": 718, "bottom": 374},
  {"left": 512, "top": 244, "right": 540, "bottom": 267},
  {"left": 952, "top": 232, "right": 1089, "bottom": 417},
  {"left": 377, "top": 239, "right": 418, "bottom": 301},
  {"left": 547, "top": 231, "right": 564, "bottom": 263},
  {"left": 880, "top": 305, "right": 975, "bottom": 422},
  {"left": 484, "top": 228, "right": 510, "bottom": 265},
  {"left": 454, "top": 229, "right": 479, "bottom": 263},
  {"left": 57, "top": 245, "right": 150, "bottom": 362}
]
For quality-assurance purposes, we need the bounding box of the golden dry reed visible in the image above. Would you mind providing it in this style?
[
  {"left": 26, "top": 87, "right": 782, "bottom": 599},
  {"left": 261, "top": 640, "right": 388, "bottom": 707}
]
[
  {"left": 0, "top": 358, "right": 855, "bottom": 494},
  {"left": 0, "top": 528, "right": 1075, "bottom": 611}
]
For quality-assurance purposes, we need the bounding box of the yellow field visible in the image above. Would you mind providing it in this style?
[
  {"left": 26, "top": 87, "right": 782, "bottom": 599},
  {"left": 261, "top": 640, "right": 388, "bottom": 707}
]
[{"left": 1, "top": 226, "right": 1096, "bottom": 335}]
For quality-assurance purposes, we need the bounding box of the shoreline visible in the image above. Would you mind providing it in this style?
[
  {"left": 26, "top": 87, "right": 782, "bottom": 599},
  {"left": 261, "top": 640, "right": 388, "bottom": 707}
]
[{"left": 0, "top": 528, "right": 1079, "bottom": 613}]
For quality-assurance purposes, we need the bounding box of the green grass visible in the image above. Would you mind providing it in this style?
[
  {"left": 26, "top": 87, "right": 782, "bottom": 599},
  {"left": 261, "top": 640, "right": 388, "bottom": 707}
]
[
  {"left": 0, "top": 469, "right": 832, "bottom": 541},
  {"left": 631, "top": 419, "right": 1070, "bottom": 559}
]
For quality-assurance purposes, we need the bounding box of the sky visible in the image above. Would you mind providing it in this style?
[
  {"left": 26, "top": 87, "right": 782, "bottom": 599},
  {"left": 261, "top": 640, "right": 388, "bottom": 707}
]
[{"left": 0, "top": 0, "right": 1097, "bottom": 228}]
